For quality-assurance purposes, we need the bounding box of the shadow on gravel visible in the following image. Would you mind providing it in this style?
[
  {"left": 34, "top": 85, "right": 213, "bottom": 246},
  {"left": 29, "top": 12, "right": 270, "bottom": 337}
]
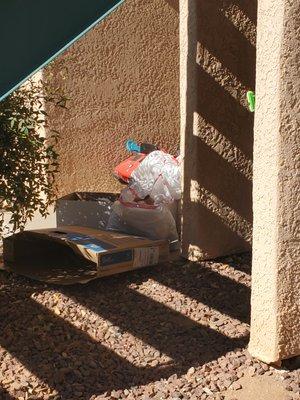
[
  {"left": 216, "top": 253, "right": 252, "bottom": 275},
  {"left": 153, "top": 261, "right": 251, "bottom": 324},
  {"left": 0, "top": 258, "right": 250, "bottom": 399},
  {"left": 0, "top": 385, "right": 15, "bottom": 400}
]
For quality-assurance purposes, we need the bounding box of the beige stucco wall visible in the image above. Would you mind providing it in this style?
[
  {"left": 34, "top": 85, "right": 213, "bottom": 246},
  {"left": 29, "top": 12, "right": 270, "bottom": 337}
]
[
  {"left": 49, "top": 0, "right": 179, "bottom": 196},
  {"left": 180, "top": 0, "right": 257, "bottom": 259},
  {"left": 249, "top": 0, "right": 300, "bottom": 363}
]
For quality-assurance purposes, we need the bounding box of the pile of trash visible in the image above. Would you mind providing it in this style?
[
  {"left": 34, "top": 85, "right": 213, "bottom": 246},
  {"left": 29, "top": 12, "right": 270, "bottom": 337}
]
[
  {"left": 107, "top": 140, "right": 181, "bottom": 249},
  {"left": 1, "top": 140, "right": 181, "bottom": 284}
]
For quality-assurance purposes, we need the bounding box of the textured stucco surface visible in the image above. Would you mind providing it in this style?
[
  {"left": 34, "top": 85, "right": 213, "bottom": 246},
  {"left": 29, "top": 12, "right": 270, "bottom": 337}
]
[
  {"left": 249, "top": 0, "right": 300, "bottom": 363},
  {"left": 180, "top": 0, "right": 257, "bottom": 259},
  {"left": 48, "top": 0, "right": 180, "bottom": 196}
]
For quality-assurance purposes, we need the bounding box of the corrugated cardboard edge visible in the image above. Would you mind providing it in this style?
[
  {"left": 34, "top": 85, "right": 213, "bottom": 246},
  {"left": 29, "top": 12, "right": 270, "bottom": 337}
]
[
  {"left": 0, "top": 254, "right": 170, "bottom": 285},
  {"left": 1, "top": 228, "right": 170, "bottom": 285},
  {"left": 0, "top": 248, "right": 181, "bottom": 285}
]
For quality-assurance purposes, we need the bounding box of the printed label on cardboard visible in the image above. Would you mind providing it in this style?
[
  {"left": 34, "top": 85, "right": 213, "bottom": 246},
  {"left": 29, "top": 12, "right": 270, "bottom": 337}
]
[
  {"left": 65, "top": 232, "right": 116, "bottom": 253},
  {"left": 100, "top": 250, "right": 133, "bottom": 268},
  {"left": 133, "top": 247, "right": 159, "bottom": 268}
]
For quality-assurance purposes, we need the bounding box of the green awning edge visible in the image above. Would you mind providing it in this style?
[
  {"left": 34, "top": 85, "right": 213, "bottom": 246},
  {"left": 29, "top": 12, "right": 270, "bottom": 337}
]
[{"left": 0, "top": 0, "right": 124, "bottom": 102}]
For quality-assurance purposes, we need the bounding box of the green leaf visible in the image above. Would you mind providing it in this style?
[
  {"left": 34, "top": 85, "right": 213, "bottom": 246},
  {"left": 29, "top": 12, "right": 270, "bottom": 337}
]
[{"left": 0, "top": 75, "right": 68, "bottom": 233}]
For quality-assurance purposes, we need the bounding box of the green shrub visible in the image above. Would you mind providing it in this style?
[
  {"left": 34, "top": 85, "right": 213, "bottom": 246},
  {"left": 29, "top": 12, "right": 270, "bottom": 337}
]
[{"left": 0, "top": 76, "right": 67, "bottom": 234}]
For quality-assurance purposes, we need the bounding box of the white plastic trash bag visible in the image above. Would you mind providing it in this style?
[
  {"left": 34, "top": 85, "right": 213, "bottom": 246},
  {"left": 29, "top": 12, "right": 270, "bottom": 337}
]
[
  {"left": 130, "top": 150, "right": 181, "bottom": 205},
  {"left": 107, "top": 200, "right": 178, "bottom": 243}
]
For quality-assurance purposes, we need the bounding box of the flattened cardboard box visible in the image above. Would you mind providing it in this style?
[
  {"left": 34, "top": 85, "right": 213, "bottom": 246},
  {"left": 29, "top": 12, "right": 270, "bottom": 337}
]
[{"left": 2, "top": 226, "right": 169, "bottom": 284}]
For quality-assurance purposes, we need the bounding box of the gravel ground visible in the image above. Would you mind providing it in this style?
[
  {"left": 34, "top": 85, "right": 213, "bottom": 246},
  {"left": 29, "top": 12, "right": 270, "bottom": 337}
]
[{"left": 0, "top": 253, "right": 299, "bottom": 400}]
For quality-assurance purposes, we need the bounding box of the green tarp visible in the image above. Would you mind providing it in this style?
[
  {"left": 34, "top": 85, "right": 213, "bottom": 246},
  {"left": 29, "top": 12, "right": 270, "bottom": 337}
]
[{"left": 0, "top": 0, "right": 124, "bottom": 101}]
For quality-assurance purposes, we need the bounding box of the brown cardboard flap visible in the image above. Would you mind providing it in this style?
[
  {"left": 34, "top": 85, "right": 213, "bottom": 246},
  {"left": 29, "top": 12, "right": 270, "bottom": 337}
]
[
  {"left": 2, "top": 226, "right": 169, "bottom": 284},
  {"left": 2, "top": 232, "right": 98, "bottom": 284}
]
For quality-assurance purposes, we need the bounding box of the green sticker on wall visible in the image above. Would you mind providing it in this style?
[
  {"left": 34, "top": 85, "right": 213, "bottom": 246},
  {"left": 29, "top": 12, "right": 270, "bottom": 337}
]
[{"left": 247, "top": 91, "right": 256, "bottom": 112}]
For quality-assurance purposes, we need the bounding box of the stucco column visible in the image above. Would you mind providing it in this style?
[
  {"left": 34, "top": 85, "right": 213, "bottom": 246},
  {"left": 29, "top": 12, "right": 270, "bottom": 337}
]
[
  {"left": 249, "top": 0, "right": 300, "bottom": 363},
  {"left": 179, "top": 0, "right": 256, "bottom": 260}
]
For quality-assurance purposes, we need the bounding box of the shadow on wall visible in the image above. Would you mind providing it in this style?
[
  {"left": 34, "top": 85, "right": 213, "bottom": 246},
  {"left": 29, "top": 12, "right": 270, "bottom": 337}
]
[
  {"left": 0, "top": 386, "right": 14, "bottom": 400},
  {"left": 182, "top": 0, "right": 257, "bottom": 260},
  {"left": 165, "top": 0, "right": 179, "bottom": 12}
]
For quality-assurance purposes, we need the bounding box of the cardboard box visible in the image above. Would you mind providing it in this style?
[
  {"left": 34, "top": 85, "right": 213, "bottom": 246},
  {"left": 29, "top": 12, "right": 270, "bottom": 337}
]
[
  {"left": 56, "top": 192, "right": 118, "bottom": 230},
  {"left": 2, "top": 226, "right": 169, "bottom": 284},
  {"left": 56, "top": 192, "right": 181, "bottom": 238}
]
